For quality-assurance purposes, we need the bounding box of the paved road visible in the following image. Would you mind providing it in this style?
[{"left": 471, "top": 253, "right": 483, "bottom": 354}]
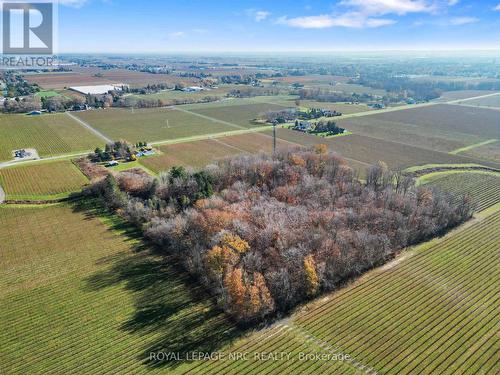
[
  {"left": 0, "top": 185, "right": 5, "bottom": 204},
  {"left": 66, "top": 112, "right": 113, "bottom": 143},
  {"left": 0, "top": 151, "right": 90, "bottom": 170}
]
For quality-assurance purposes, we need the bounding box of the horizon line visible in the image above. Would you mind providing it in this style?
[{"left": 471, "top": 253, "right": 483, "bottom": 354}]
[{"left": 56, "top": 48, "right": 500, "bottom": 55}]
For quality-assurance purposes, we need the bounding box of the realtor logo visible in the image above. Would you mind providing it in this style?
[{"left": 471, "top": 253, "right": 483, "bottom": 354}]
[{"left": 2, "top": 1, "right": 54, "bottom": 54}]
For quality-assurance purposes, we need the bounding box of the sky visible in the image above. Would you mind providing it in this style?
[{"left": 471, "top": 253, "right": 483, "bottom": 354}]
[{"left": 56, "top": 0, "right": 500, "bottom": 53}]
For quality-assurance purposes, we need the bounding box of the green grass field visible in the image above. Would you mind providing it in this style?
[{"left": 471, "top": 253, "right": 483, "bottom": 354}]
[
  {"left": 0, "top": 160, "right": 89, "bottom": 200},
  {"left": 74, "top": 107, "right": 256, "bottom": 144},
  {"left": 421, "top": 171, "right": 500, "bottom": 212},
  {"left": 35, "top": 90, "right": 61, "bottom": 98},
  {"left": 0, "top": 113, "right": 103, "bottom": 162}
]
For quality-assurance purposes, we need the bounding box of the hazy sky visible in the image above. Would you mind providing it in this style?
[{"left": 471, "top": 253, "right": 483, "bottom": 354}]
[{"left": 57, "top": 0, "right": 500, "bottom": 52}]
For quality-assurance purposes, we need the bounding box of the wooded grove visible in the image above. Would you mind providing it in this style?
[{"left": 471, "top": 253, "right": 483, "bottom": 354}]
[{"left": 88, "top": 146, "right": 474, "bottom": 323}]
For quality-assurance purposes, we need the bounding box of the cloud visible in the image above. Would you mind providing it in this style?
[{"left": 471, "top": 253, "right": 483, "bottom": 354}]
[
  {"left": 276, "top": 0, "right": 469, "bottom": 30},
  {"left": 275, "top": 0, "right": 455, "bottom": 30},
  {"left": 255, "top": 11, "right": 270, "bottom": 21},
  {"left": 494, "top": 4, "right": 500, "bottom": 11},
  {"left": 448, "top": 16, "right": 479, "bottom": 25},
  {"left": 167, "top": 31, "right": 186, "bottom": 40},
  {"left": 59, "top": 0, "right": 88, "bottom": 8},
  {"left": 366, "top": 18, "right": 398, "bottom": 27},
  {"left": 276, "top": 13, "right": 396, "bottom": 28},
  {"left": 246, "top": 9, "right": 271, "bottom": 22},
  {"left": 339, "top": 0, "right": 433, "bottom": 16},
  {"left": 277, "top": 15, "right": 337, "bottom": 28}
]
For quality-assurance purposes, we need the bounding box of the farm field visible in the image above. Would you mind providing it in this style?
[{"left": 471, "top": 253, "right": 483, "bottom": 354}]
[
  {"left": 264, "top": 74, "right": 350, "bottom": 84},
  {"left": 128, "top": 85, "right": 238, "bottom": 102},
  {"left": 459, "top": 140, "right": 500, "bottom": 163},
  {"left": 95, "top": 69, "right": 199, "bottom": 88},
  {"left": 24, "top": 69, "right": 199, "bottom": 89},
  {"left": 421, "top": 171, "right": 500, "bottom": 212},
  {"left": 181, "top": 96, "right": 290, "bottom": 109},
  {"left": 179, "top": 324, "right": 358, "bottom": 374},
  {"left": 337, "top": 116, "right": 486, "bottom": 153},
  {"left": 275, "top": 128, "right": 499, "bottom": 170},
  {"left": 437, "top": 90, "right": 498, "bottom": 101},
  {"left": 412, "top": 75, "right": 500, "bottom": 84},
  {"left": 0, "top": 160, "right": 89, "bottom": 201},
  {"left": 3, "top": 202, "right": 496, "bottom": 374},
  {"left": 35, "top": 90, "right": 60, "bottom": 98},
  {"left": 301, "top": 100, "right": 375, "bottom": 114},
  {"left": 293, "top": 207, "right": 500, "bottom": 374},
  {"left": 0, "top": 114, "right": 103, "bottom": 162},
  {"left": 187, "top": 102, "right": 290, "bottom": 127},
  {"left": 245, "top": 95, "right": 300, "bottom": 107},
  {"left": 457, "top": 93, "right": 500, "bottom": 108},
  {"left": 0, "top": 203, "right": 240, "bottom": 374},
  {"left": 141, "top": 132, "right": 291, "bottom": 173},
  {"left": 24, "top": 72, "right": 114, "bottom": 89},
  {"left": 74, "top": 106, "right": 255, "bottom": 144},
  {"left": 356, "top": 104, "right": 500, "bottom": 139},
  {"left": 141, "top": 124, "right": 499, "bottom": 176},
  {"left": 337, "top": 103, "right": 500, "bottom": 153},
  {"left": 329, "top": 82, "right": 387, "bottom": 96}
]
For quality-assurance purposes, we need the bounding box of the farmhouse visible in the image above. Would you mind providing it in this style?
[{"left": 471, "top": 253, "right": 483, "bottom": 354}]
[
  {"left": 71, "top": 104, "right": 90, "bottom": 111},
  {"left": 69, "top": 84, "right": 128, "bottom": 95},
  {"left": 182, "top": 86, "right": 204, "bottom": 92},
  {"left": 295, "top": 120, "right": 313, "bottom": 131}
]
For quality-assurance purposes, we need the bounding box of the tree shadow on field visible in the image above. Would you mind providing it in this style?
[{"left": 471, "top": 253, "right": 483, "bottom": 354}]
[{"left": 74, "top": 200, "right": 245, "bottom": 370}]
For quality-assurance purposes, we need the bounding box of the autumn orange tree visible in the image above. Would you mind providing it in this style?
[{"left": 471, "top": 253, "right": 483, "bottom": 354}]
[{"left": 91, "top": 147, "right": 474, "bottom": 323}]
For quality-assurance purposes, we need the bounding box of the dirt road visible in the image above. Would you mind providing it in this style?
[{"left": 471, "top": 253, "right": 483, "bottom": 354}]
[{"left": 66, "top": 112, "right": 113, "bottom": 143}]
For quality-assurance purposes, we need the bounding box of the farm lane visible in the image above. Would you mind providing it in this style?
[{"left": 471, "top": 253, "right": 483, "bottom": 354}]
[
  {"left": 169, "top": 106, "right": 248, "bottom": 130},
  {"left": 448, "top": 92, "right": 500, "bottom": 104},
  {"left": 0, "top": 185, "right": 4, "bottom": 204},
  {"left": 66, "top": 112, "right": 113, "bottom": 143},
  {"left": 148, "top": 125, "right": 273, "bottom": 146},
  {"left": 450, "top": 139, "right": 499, "bottom": 155}
]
